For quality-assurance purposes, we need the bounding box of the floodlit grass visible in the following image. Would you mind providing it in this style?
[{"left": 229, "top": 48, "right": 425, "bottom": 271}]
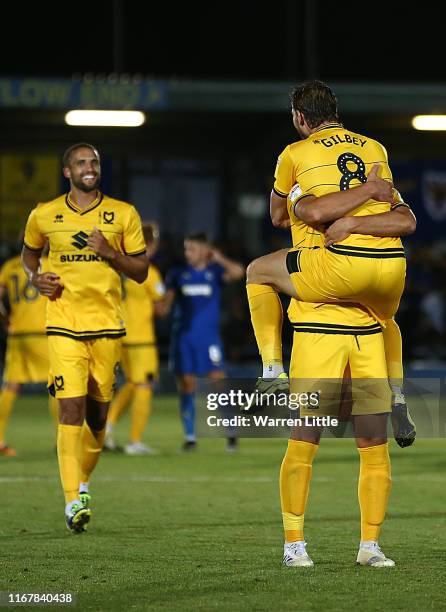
[{"left": 1, "top": 394, "right": 445, "bottom": 611}]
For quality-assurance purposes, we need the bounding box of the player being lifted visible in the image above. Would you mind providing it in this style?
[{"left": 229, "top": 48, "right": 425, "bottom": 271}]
[
  {"left": 22, "top": 143, "right": 148, "bottom": 532},
  {"left": 0, "top": 242, "right": 58, "bottom": 456},
  {"left": 246, "top": 80, "right": 416, "bottom": 445},
  {"left": 164, "top": 233, "right": 245, "bottom": 451},
  {"left": 105, "top": 222, "right": 165, "bottom": 455}
]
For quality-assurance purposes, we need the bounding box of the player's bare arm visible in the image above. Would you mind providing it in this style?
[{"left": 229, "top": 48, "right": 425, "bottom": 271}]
[
  {"left": 155, "top": 288, "right": 176, "bottom": 317},
  {"left": 210, "top": 248, "right": 245, "bottom": 282},
  {"left": 295, "top": 164, "right": 394, "bottom": 226},
  {"left": 325, "top": 205, "right": 417, "bottom": 246},
  {"left": 21, "top": 245, "right": 62, "bottom": 299},
  {"left": 0, "top": 284, "right": 9, "bottom": 329},
  {"left": 270, "top": 192, "right": 292, "bottom": 229},
  {"left": 87, "top": 227, "right": 149, "bottom": 284}
]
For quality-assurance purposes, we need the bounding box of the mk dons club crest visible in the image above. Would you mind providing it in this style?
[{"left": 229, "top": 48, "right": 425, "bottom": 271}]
[
  {"left": 54, "top": 376, "right": 64, "bottom": 391},
  {"left": 422, "top": 171, "right": 446, "bottom": 221}
]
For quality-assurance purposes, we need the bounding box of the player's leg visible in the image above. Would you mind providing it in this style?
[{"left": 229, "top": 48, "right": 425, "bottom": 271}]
[
  {"left": 49, "top": 396, "right": 59, "bottom": 432},
  {"left": 281, "top": 330, "right": 348, "bottom": 567},
  {"left": 0, "top": 337, "right": 25, "bottom": 456},
  {"left": 79, "top": 397, "right": 109, "bottom": 505},
  {"left": 349, "top": 332, "right": 394, "bottom": 567},
  {"left": 57, "top": 395, "right": 91, "bottom": 532},
  {"left": 0, "top": 382, "right": 20, "bottom": 456},
  {"left": 125, "top": 345, "right": 158, "bottom": 455},
  {"left": 177, "top": 374, "right": 197, "bottom": 450},
  {"left": 48, "top": 335, "right": 91, "bottom": 531},
  {"left": 355, "top": 416, "right": 393, "bottom": 567},
  {"left": 246, "top": 250, "right": 297, "bottom": 380},
  {"left": 106, "top": 346, "right": 133, "bottom": 450},
  {"left": 171, "top": 333, "right": 199, "bottom": 450},
  {"left": 382, "top": 318, "right": 416, "bottom": 447},
  {"left": 125, "top": 383, "right": 155, "bottom": 454},
  {"left": 79, "top": 338, "right": 121, "bottom": 500}
]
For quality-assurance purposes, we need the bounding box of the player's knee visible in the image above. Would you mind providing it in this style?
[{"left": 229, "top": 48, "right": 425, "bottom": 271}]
[
  {"left": 178, "top": 376, "right": 195, "bottom": 394},
  {"left": 356, "top": 436, "right": 387, "bottom": 448},
  {"left": 246, "top": 258, "right": 263, "bottom": 284},
  {"left": 59, "top": 398, "right": 85, "bottom": 426}
]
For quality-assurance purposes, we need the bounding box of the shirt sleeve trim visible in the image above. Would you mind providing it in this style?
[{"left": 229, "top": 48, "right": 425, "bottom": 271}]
[
  {"left": 273, "top": 187, "right": 288, "bottom": 198},
  {"left": 23, "top": 241, "right": 43, "bottom": 252}
]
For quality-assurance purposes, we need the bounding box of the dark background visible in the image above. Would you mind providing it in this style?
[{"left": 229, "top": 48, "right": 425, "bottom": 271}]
[{"left": 1, "top": 1, "right": 445, "bottom": 368}]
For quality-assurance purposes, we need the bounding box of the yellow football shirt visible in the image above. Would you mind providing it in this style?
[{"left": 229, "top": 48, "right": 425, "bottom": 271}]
[
  {"left": 23, "top": 191, "right": 146, "bottom": 340},
  {"left": 0, "top": 255, "right": 47, "bottom": 335},
  {"left": 122, "top": 264, "right": 165, "bottom": 345},
  {"left": 274, "top": 123, "right": 404, "bottom": 252},
  {"left": 285, "top": 191, "right": 380, "bottom": 333}
]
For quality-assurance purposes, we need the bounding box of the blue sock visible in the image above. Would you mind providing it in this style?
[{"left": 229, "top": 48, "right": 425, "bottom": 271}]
[{"left": 180, "top": 393, "right": 196, "bottom": 440}]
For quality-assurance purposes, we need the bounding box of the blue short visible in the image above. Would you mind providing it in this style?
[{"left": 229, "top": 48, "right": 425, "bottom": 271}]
[{"left": 169, "top": 332, "right": 224, "bottom": 375}]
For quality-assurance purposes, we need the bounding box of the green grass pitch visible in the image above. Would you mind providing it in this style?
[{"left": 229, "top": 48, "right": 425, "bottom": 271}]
[{"left": 1, "top": 394, "right": 445, "bottom": 611}]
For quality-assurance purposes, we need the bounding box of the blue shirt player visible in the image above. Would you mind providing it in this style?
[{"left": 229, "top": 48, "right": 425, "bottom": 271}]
[{"left": 164, "top": 233, "right": 245, "bottom": 451}]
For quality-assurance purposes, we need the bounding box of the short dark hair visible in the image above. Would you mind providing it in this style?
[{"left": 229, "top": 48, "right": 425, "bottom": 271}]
[
  {"left": 62, "top": 143, "right": 99, "bottom": 168},
  {"left": 185, "top": 232, "right": 208, "bottom": 244},
  {"left": 142, "top": 221, "right": 160, "bottom": 244},
  {"left": 290, "top": 80, "right": 340, "bottom": 129}
]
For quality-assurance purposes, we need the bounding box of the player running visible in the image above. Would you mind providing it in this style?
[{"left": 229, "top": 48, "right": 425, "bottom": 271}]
[{"left": 22, "top": 143, "right": 148, "bottom": 532}]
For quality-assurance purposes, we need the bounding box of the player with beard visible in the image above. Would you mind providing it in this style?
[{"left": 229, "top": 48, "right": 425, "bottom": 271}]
[{"left": 22, "top": 143, "right": 148, "bottom": 532}]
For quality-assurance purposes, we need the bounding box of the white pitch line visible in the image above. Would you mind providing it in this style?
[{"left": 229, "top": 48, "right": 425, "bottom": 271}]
[{"left": 0, "top": 474, "right": 445, "bottom": 484}]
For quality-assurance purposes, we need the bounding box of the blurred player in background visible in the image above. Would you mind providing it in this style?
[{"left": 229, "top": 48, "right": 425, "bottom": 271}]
[
  {"left": 22, "top": 143, "right": 148, "bottom": 533},
  {"left": 164, "top": 233, "right": 245, "bottom": 451},
  {"left": 105, "top": 222, "right": 165, "bottom": 455},
  {"left": 0, "top": 243, "right": 58, "bottom": 456},
  {"left": 246, "top": 80, "right": 416, "bottom": 446}
]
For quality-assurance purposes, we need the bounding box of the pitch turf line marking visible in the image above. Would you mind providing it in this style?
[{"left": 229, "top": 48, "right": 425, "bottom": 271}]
[{"left": 1, "top": 474, "right": 446, "bottom": 484}]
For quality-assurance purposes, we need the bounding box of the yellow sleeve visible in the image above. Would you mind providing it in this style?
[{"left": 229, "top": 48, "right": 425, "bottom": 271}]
[
  {"left": 146, "top": 266, "right": 166, "bottom": 302},
  {"left": 122, "top": 206, "right": 146, "bottom": 256},
  {"left": 273, "top": 146, "right": 295, "bottom": 197},
  {"left": 24, "top": 207, "right": 45, "bottom": 251},
  {"left": 391, "top": 189, "right": 411, "bottom": 210},
  {"left": 0, "top": 261, "right": 10, "bottom": 286}
]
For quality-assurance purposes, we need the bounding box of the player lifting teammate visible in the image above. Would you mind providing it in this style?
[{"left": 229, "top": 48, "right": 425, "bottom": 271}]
[{"left": 246, "top": 80, "right": 416, "bottom": 446}]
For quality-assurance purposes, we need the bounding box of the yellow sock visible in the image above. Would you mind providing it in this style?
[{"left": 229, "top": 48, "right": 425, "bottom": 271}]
[
  {"left": 358, "top": 443, "right": 392, "bottom": 541},
  {"left": 49, "top": 397, "right": 59, "bottom": 431},
  {"left": 79, "top": 423, "right": 106, "bottom": 484},
  {"left": 57, "top": 424, "right": 82, "bottom": 503},
  {"left": 130, "top": 386, "right": 152, "bottom": 443},
  {"left": 0, "top": 388, "right": 17, "bottom": 446},
  {"left": 108, "top": 382, "right": 134, "bottom": 426},
  {"left": 246, "top": 283, "right": 283, "bottom": 365},
  {"left": 280, "top": 439, "right": 318, "bottom": 542},
  {"left": 382, "top": 319, "right": 403, "bottom": 390}
]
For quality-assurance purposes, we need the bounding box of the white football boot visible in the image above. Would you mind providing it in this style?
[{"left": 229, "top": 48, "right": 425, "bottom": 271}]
[
  {"left": 356, "top": 541, "right": 395, "bottom": 567},
  {"left": 283, "top": 541, "right": 314, "bottom": 567}
]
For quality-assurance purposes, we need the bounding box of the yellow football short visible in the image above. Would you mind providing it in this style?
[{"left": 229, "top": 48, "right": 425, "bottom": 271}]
[
  {"left": 286, "top": 245, "right": 406, "bottom": 323},
  {"left": 289, "top": 330, "right": 391, "bottom": 417},
  {"left": 3, "top": 334, "right": 49, "bottom": 384},
  {"left": 120, "top": 344, "right": 159, "bottom": 384},
  {"left": 47, "top": 335, "right": 122, "bottom": 402}
]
